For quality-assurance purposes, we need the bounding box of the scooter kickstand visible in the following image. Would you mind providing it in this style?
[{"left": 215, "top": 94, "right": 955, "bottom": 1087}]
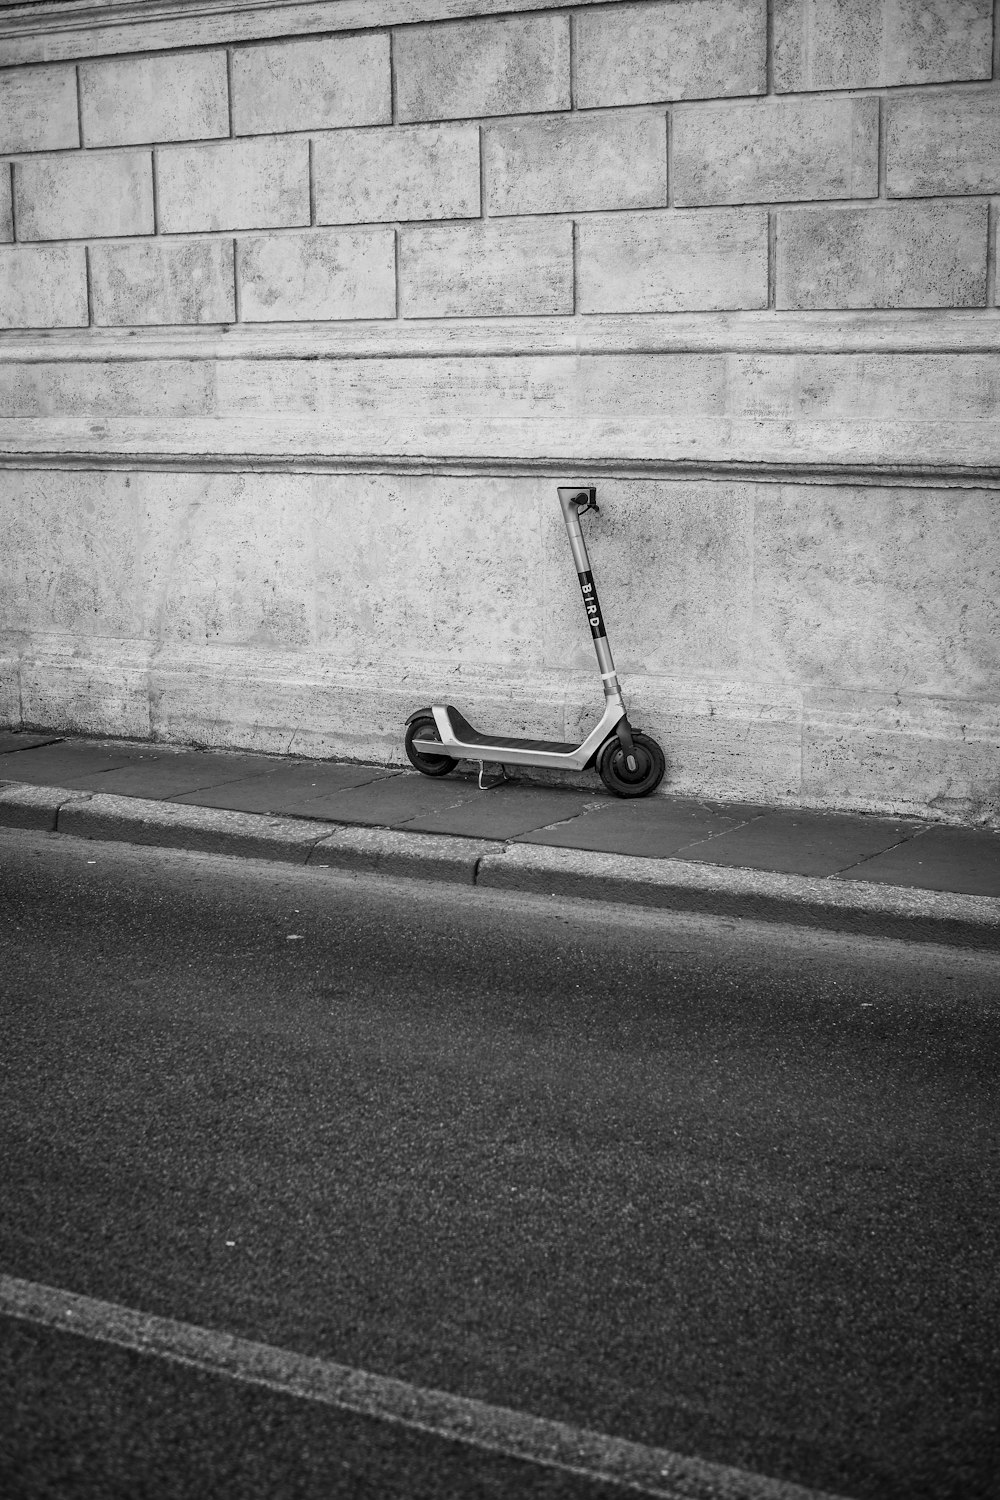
[{"left": 477, "top": 761, "right": 508, "bottom": 791}]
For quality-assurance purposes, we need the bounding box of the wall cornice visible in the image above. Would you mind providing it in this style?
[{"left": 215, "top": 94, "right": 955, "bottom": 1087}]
[
  {"left": 3, "top": 311, "right": 1000, "bottom": 361},
  {"left": 0, "top": 0, "right": 599, "bottom": 62},
  {"left": 3, "top": 451, "right": 1000, "bottom": 489},
  {"left": 3, "top": 313, "right": 999, "bottom": 483}
]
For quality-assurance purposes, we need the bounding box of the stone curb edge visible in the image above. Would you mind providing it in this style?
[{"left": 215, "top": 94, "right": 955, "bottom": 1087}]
[{"left": 2, "top": 780, "right": 999, "bottom": 950}]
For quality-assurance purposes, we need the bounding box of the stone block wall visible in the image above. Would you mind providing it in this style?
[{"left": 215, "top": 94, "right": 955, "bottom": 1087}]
[{"left": 0, "top": 0, "right": 998, "bottom": 821}]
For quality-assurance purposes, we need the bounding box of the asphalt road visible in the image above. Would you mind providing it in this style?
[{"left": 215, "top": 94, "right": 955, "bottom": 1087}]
[{"left": 1, "top": 829, "right": 998, "bottom": 1499}]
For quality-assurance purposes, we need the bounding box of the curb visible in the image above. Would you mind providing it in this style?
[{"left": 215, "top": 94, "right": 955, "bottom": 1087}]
[
  {"left": 477, "top": 843, "right": 1000, "bottom": 950},
  {"left": 2, "top": 781, "right": 999, "bottom": 950},
  {"left": 0, "top": 782, "right": 93, "bottom": 829},
  {"left": 0, "top": 783, "right": 490, "bottom": 883}
]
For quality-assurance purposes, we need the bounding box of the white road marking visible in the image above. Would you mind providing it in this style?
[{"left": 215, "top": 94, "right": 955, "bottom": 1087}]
[{"left": 0, "top": 1274, "right": 849, "bottom": 1500}]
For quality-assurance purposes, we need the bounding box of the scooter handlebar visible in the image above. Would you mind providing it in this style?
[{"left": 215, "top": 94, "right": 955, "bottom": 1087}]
[{"left": 557, "top": 485, "right": 599, "bottom": 515}]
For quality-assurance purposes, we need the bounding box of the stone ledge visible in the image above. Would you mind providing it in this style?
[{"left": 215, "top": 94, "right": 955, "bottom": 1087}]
[
  {"left": 4, "top": 311, "right": 1000, "bottom": 361},
  {"left": 4, "top": 414, "right": 1000, "bottom": 470},
  {"left": 6, "top": 451, "right": 1000, "bottom": 489},
  {"left": 0, "top": 0, "right": 615, "bottom": 66}
]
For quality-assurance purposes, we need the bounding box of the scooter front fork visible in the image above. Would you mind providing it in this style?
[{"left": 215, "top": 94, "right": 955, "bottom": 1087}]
[{"left": 615, "top": 717, "right": 638, "bottom": 772}]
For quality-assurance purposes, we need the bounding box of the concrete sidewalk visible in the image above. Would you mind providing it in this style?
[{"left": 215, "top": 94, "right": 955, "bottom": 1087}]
[{"left": 2, "top": 731, "right": 998, "bottom": 949}]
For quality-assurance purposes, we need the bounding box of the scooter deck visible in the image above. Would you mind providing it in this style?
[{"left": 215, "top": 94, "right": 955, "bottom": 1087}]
[
  {"left": 438, "top": 707, "right": 576, "bottom": 755},
  {"left": 410, "top": 700, "right": 625, "bottom": 773}
]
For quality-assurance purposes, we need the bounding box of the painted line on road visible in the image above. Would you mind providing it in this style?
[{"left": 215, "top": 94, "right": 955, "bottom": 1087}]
[{"left": 1, "top": 1274, "right": 847, "bottom": 1500}]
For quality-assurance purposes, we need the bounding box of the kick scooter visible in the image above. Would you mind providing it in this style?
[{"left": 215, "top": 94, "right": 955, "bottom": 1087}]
[{"left": 404, "top": 486, "right": 666, "bottom": 798}]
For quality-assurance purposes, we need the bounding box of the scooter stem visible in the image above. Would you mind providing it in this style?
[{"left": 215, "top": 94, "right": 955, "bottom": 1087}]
[{"left": 557, "top": 487, "right": 622, "bottom": 702}]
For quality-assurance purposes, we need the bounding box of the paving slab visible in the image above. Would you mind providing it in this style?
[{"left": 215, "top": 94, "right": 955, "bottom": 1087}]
[
  {"left": 518, "top": 795, "right": 761, "bottom": 857},
  {"left": 0, "top": 742, "right": 151, "bottom": 785},
  {"left": 171, "top": 762, "right": 396, "bottom": 813},
  {"left": 399, "top": 784, "right": 613, "bottom": 840},
  {"left": 277, "top": 770, "right": 484, "bottom": 825},
  {"left": 65, "top": 750, "right": 284, "bottom": 799},
  {"left": 0, "top": 732, "right": 63, "bottom": 755},
  {"left": 840, "top": 825, "right": 1000, "bottom": 897},
  {"left": 680, "top": 809, "right": 926, "bottom": 878}
]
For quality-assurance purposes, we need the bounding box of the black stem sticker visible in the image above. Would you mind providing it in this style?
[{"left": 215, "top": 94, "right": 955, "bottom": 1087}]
[{"left": 577, "top": 570, "right": 606, "bottom": 639}]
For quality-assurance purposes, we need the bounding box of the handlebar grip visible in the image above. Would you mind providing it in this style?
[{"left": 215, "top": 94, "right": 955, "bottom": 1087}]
[{"left": 574, "top": 489, "right": 599, "bottom": 515}]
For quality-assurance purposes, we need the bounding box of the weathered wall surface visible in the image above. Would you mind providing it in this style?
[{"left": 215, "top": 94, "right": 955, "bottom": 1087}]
[{"left": 1, "top": 0, "right": 998, "bottom": 820}]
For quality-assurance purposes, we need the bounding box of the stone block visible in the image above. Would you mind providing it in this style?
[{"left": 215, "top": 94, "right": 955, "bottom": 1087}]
[
  {"left": 0, "top": 64, "right": 79, "bottom": 152},
  {"left": 575, "top": 0, "right": 766, "bottom": 107},
  {"left": 0, "top": 245, "right": 88, "bottom": 328},
  {"left": 705, "top": 349, "right": 1000, "bottom": 457},
  {"left": 0, "top": 657, "right": 19, "bottom": 726},
  {"left": 578, "top": 208, "right": 767, "bottom": 313},
  {"left": 80, "top": 52, "right": 228, "bottom": 148},
  {"left": 237, "top": 228, "right": 395, "bottom": 321},
  {"left": 541, "top": 479, "right": 756, "bottom": 681},
  {"left": 802, "top": 688, "right": 1000, "bottom": 818},
  {"left": 128, "top": 473, "right": 316, "bottom": 651},
  {"left": 851, "top": 352, "right": 1000, "bottom": 424},
  {"left": 752, "top": 486, "right": 1000, "bottom": 699},
  {"left": 213, "top": 361, "right": 321, "bottom": 415},
  {"left": 309, "top": 473, "right": 549, "bottom": 668},
  {"left": 315, "top": 355, "right": 577, "bottom": 437},
  {"left": 886, "top": 88, "right": 1000, "bottom": 198},
  {"left": 18, "top": 639, "right": 153, "bottom": 741},
  {"left": 773, "top": 0, "right": 992, "bottom": 91},
  {"left": 0, "top": 358, "right": 215, "bottom": 418},
  {"left": 484, "top": 111, "right": 665, "bottom": 216},
  {"left": 673, "top": 97, "right": 878, "bottom": 206},
  {"left": 620, "top": 676, "right": 803, "bottom": 804},
  {"left": 777, "top": 202, "right": 988, "bottom": 309},
  {"left": 395, "top": 14, "right": 569, "bottom": 122},
  {"left": 157, "top": 137, "right": 309, "bottom": 232},
  {"left": 0, "top": 168, "right": 11, "bottom": 242},
  {"left": 313, "top": 124, "right": 479, "bottom": 225},
  {"left": 90, "top": 238, "right": 235, "bottom": 326},
  {"left": 400, "top": 219, "right": 573, "bottom": 317},
  {"left": 304, "top": 351, "right": 731, "bottom": 441},
  {"left": 15, "top": 152, "right": 153, "bottom": 241},
  {"left": 579, "top": 355, "right": 729, "bottom": 420},
  {"left": 0, "top": 470, "right": 139, "bottom": 636},
  {"left": 231, "top": 34, "right": 390, "bottom": 135}
]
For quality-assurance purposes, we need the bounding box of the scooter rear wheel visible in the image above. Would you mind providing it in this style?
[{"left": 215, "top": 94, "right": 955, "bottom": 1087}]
[
  {"left": 405, "top": 714, "right": 458, "bottom": 777},
  {"left": 597, "top": 731, "right": 665, "bottom": 798}
]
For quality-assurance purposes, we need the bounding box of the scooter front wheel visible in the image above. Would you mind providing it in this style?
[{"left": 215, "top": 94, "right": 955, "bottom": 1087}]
[
  {"left": 597, "top": 731, "right": 665, "bottom": 798},
  {"left": 404, "top": 714, "right": 458, "bottom": 777}
]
